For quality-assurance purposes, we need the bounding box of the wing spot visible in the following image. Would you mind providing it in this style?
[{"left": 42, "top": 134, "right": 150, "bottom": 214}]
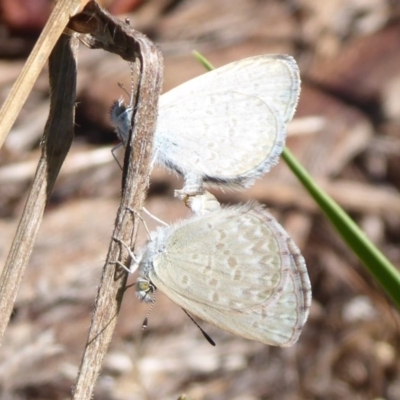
[
  {"left": 266, "top": 272, "right": 281, "bottom": 286},
  {"left": 216, "top": 242, "right": 224, "bottom": 250},
  {"left": 252, "top": 321, "right": 260, "bottom": 328},
  {"left": 229, "top": 299, "right": 244, "bottom": 308},
  {"left": 204, "top": 264, "right": 212, "bottom": 271},
  {"left": 228, "top": 256, "right": 238, "bottom": 268},
  {"left": 275, "top": 286, "right": 283, "bottom": 294},
  {"left": 218, "top": 230, "right": 227, "bottom": 240},
  {"left": 261, "top": 307, "right": 267, "bottom": 319},
  {"left": 212, "top": 292, "right": 219, "bottom": 302},
  {"left": 181, "top": 275, "right": 189, "bottom": 285},
  {"left": 253, "top": 238, "right": 268, "bottom": 253},
  {"left": 243, "top": 230, "right": 255, "bottom": 241},
  {"left": 233, "top": 270, "right": 242, "bottom": 280},
  {"left": 209, "top": 278, "right": 219, "bottom": 287}
]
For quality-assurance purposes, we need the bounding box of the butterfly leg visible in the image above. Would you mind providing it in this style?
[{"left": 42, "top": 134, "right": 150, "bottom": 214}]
[
  {"left": 112, "top": 237, "right": 139, "bottom": 274},
  {"left": 124, "top": 206, "right": 168, "bottom": 240},
  {"left": 174, "top": 172, "right": 204, "bottom": 200},
  {"left": 111, "top": 142, "right": 124, "bottom": 170}
]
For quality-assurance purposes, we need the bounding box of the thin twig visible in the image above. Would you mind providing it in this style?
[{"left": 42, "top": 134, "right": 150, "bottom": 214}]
[
  {"left": 0, "top": 35, "right": 79, "bottom": 340},
  {"left": 68, "top": 2, "right": 163, "bottom": 399}
]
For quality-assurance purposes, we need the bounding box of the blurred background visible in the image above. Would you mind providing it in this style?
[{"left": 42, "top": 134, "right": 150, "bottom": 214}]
[{"left": 1, "top": 0, "right": 400, "bottom": 399}]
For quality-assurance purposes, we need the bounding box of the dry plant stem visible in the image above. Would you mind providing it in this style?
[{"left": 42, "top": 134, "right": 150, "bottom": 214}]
[
  {"left": 0, "top": 35, "right": 78, "bottom": 341},
  {"left": 0, "top": 0, "right": 86, "bottom": 149},
  {"left": 69, "top": 2, "right": 163, "bottom": 399}
]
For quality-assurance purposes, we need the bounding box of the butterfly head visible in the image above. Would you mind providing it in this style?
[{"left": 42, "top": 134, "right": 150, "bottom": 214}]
[
  {"left": 136, "top": 277, "right": 156, "bottom": 303},
  {"left": 110, "top": 98, "right": 133, "bottom": 146}
]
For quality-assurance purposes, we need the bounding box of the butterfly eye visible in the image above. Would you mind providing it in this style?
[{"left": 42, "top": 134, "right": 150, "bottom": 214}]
[{"left": 135, "top": 278, "right": 155, "bottom": 303}]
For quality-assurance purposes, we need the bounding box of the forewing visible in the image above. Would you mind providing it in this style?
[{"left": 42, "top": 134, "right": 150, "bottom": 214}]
[
  {"left": 155, "top": 55, "right": 300, "bottom": 183},
  {"left": 149, "top": 204, "right": 311, "bottom": 346},
  {"left": 160, "top": 55, "right": 300, "bottom": 123}
]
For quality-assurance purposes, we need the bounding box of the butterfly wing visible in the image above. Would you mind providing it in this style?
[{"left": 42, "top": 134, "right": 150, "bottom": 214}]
[
  {"left": 148, "top": 203, "right": 311, "bottom": 346},
  {"left": 155, "top": 55, "right": 300, "bottom": 187},
  {"left": 160, "top": 55, "right": 299, "bottom": 124}
]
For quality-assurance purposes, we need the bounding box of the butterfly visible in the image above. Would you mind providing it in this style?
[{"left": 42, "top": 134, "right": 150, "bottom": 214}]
[
  {"left": 110, "top": 54, "right": 300, "bottom": 197},
  {"left": 117, "top": 194, "right": 311, "bottom": 346}
]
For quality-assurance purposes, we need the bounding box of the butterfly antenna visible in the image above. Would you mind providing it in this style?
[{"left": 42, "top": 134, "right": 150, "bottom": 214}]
[
  {"left": 116, "top": 64, "right": 135, "bottom": 108},
  {"left": 181, "top": 308, "right": 216, "bottom": 346},
  {"left": 142, "top": 207, "right": 169, "bottom": 227},
  {"left": 117, "top": 82, "right": 131, "bottom": 99},
  {"left": 119, "top": 14, "right": 135, "bottom": 111},
  {"left": 128, "top": 61, "right": 135, "bottom": 109},
  {"left": 142, "top": 291, "right": 157, "bottom": 330}
]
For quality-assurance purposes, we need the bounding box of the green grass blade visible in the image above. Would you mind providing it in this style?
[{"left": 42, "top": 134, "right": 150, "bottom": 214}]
[
  {"left": 282, "top": 148, "right": 400, "bottom": 309},
  {"left": 193, "top": 51, "right": 215, "bottom": 71},
  {"left": 194, "top": 50, "right": 400, "bottom": 309}
]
